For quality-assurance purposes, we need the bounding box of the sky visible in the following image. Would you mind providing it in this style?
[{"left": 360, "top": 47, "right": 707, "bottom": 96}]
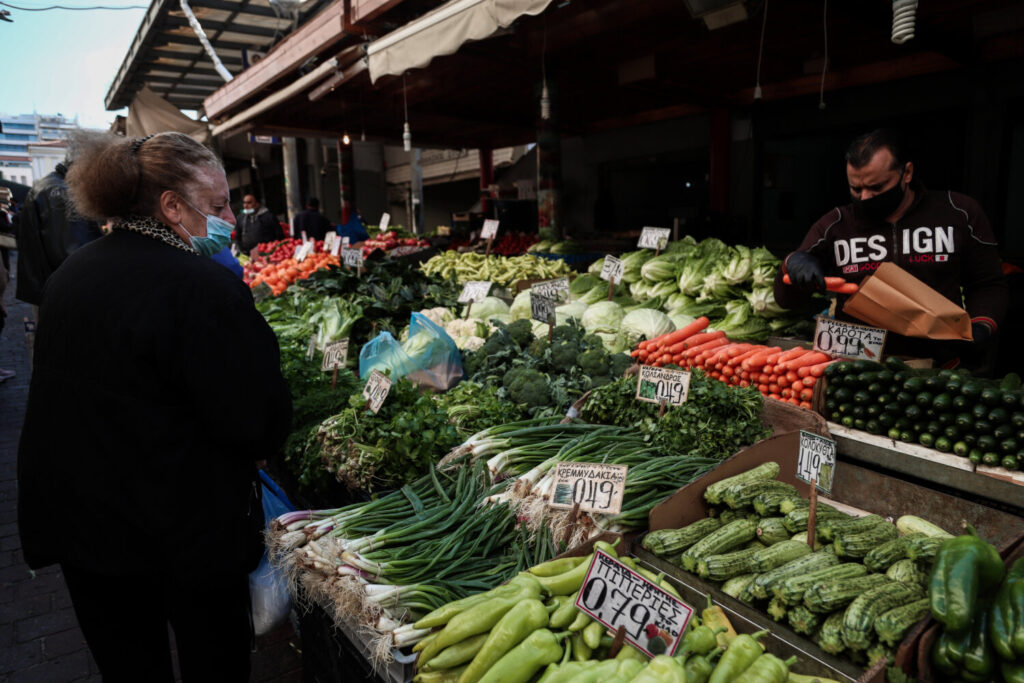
[{"left": 0, "top": 1, "right": 148, "bottom": 128}]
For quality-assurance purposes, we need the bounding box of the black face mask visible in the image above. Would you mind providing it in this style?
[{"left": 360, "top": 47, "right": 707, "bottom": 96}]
[{"left": 852, "top": 173, "right": 905, "bottom": 222}]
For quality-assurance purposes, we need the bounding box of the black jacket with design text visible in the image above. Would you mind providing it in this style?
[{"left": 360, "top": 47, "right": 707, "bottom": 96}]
[{"left": 774, "top": 185, "right": 1007, "bottom": 355}]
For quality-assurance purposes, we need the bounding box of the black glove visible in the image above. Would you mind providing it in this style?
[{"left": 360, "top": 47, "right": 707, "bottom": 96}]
[
  {"left": 971, "top": 321, "right": 993, "bottom": 346},
  {"left": 785, "top": 251, "right": 825, "bottom": 291}
]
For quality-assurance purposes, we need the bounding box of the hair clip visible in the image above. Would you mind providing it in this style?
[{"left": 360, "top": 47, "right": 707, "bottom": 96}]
[{"left": 130, "top": 134, "right": 155, "bottom": 155}]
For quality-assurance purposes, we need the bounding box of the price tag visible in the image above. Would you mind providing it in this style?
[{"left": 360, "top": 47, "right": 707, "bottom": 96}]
[
  {"left": 379, "top": 212, "right": 391, "bottom": 232},
  {"left": 481, "top": 219, "right": 499, "bottom": 240},
  {"left": 550, "top": 463, "right": 628, "bottom": 515},
  {"left": 324, "top": 231, "right": 337, "bottom": 251},
  {"left": 306, "top": 334, "right": 317, "bottom": 361},
  {"left": 813, "top": 317, "right": 886, "bottom": 361},
  {"left": 330, "top": 239, "right": 342, "bottom": 256},
  {"left": 389, "top": 245, "right": 425, "bottom": 258},
  {"left": 295, "top": 241, "right": 314, "bottom": 262},
  {"left": 600, "top": 254, "right": 624, "bottom": 284},
  {"left": 458, "top": 281, "right": 493, "bottom": 303},
  {"left": 342, "top": 248, "right": 364, "bottom": 268},
  {"left": 321, "top": 338, "right": 349, "bottom": 371},
  {"left": 437, "top": 226, "right": 451, "bottom": 236},
  {"left": 797, "top": 429, "right": 837, "bottom": 493},
  {"left": 362, "top": 370, "right": 392, "bottom": 414},
  {"left": 292, "top": 243, "right": 304, "bottom": 259},
  {"left": 576, "top": 550, "right": 694, "bottom": 657},
  {"left": 638, "top": 227, "right": 671, "bottom": 250},
  {"left": 531, "top": 277, "right": 570, "bottom": 303},
  {"left": 301, "top": 230, "right": 308, "bottom": 243},
  {"left": 342, "top": 236, "right": 350, "bottom": 246},
  {"left": 636, "top": 365, "right": 691, "bottom": 405},
  {"left": 530, "top": 291, "right": 556, "bottom": 324}
]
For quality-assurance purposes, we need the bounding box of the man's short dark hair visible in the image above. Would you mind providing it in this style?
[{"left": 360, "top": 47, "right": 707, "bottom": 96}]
[
  {"left": 307, "top": 197, "right": 320, "bottom": 209},
  {"left": 846, "top": 129, "right": 907, "bottom": 170}
]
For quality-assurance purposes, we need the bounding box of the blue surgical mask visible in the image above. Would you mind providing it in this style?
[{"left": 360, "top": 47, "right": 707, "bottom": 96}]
[
  {"left": 180, "top": 199, "right": 234, "bottom": 256},
  {"left": 242, "top": 208, "right": 255, "bottom": 215}
]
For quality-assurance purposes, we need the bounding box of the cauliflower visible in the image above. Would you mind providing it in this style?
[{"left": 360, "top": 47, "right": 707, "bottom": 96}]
[
  {"left": 461, "top": 336, "right": 485, "bottom": 352},
  {"left": 420, "top": 307, "right": 455, "bottom": 326},
  {"left": 445, "top": 318, "right": 487, "bottom": 339}
]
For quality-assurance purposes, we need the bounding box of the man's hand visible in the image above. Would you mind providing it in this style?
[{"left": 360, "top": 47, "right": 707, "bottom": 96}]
[
  {"left": 784, "top": 251, "right": 826, "bottom": 291},
  {"left": 971, "top": 320, "right": 994, "bottom": 345}
]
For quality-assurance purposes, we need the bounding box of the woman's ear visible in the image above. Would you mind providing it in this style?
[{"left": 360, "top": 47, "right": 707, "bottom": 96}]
[{"left": 158, "top": 190, "right": 185, "bottom": 226}]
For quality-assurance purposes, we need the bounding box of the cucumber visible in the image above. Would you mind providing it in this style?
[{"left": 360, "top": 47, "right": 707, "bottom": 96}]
[
  {"left": 817, "top": 514, "right": 887, "bottom": 542},
  {"left": 874, "top": 597, "right": 930, "bottom": 647},
  {"left": 642, "top": 518, "right": 722, "bottom": 557},
  {"left": 722, "top": 480, "right": 799, "bottom": 510},
  {"left": 679, "top": 519, "right": 758, "bottom": 572},
  {"left": 803, "top": 574, "right": 892, "bottom": 614},
  {"left": 748, "top": 540, "right": 812, "bottom": 573},
  {"left": 748, "top": 549, "right": 839, "bottom": 600},
  {"left": 775, "top": 562, "right": 868, "bottom": 606},
  {"left": 833, "top": 523, "right": 898, "bottom": 558},
  {"left": 756, "top": 517, "right": 791, "bottom": 546},
  {"left": 841, "top": 581, "right": 925, "bottom": 650},
  {"left": 703, "top": 462, "right": 780, "bottom": 505},
  {"left": 894, "top": 515, "right": 953, "bottom": 539}
]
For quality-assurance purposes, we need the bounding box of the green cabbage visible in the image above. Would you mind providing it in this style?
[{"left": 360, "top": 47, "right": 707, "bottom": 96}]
[
  {"left": 669, "top": 312, "right": 697, "bottom": 329},
  {"left": 630, "top": 280, "right": 653, "bottom": 301},
  {"left": 509, "top": 290, "right": 533, "bottom": 320},
  {"left": 677, "top": 256, "right": 714, "bottom": 296},
  {"left": 621, "top": 308, "right": 675, "bottom": 346},
  {"left": 640, "top": 255, "right": 679, "bottom": 283},
  {"left": 462, "top": 296, "right": 509, "bottom": 320},
  {"left": 595, "top": 331, "right": 628, "bottom": 354},
  {"left": 581, "top": 301, "right": 625, "bottom": 334},
  {"left": 579, "top": 284, "right": 611, "bottom": 305},
  {"left": 555, "top": 301, "right": 588, "bottom": 325},
  {"left": 588, "top": 257, "right": 605, "bottom": 275},
  {"left": 711, "top": 300, "right": 770, "bottom": 342}
]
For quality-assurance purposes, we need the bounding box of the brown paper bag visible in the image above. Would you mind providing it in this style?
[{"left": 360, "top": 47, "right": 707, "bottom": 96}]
[{"left": 841, "top": 262, "right": 973, "bottom": 340}]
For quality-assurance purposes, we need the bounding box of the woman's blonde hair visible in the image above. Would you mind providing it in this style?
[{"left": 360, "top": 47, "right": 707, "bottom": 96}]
[{"left": 66, "top": 131, "right": 223, "bottom": 221}]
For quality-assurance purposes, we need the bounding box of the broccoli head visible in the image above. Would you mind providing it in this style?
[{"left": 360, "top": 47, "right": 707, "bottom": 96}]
[
  {"left": 507, "top": 368, "right": 551, "bottom": 407},
  {"left": 528, "top": 337, "right": 550, "bottom": 358},
  {"left": 480, "top": 332, "right": 508, "bottom": 357},
  {"left": 502, "top": 366, "right": 528, "bottom": 389},
  {"left": 588, "top": 375, "right": 614, "bottom": 389},
  {"left": 608, "top": 353, "right": 633, "bottom": 378},
  {"left": 577, "top": 348, "right": 610, "bottom": 376},
  {"left": 581, "top": 333, "right": 605, "bottom": 351},
  {"left": 548, "top": 341, "right": 578, "bottom": 371},
  {"left": 550, "top": 324, "right": 581, "bottom": 345},
  {"left": 506, "top": 319, "right": 535, "bottom": 348}
]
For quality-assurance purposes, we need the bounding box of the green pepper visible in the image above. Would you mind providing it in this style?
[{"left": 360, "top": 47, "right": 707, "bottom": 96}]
[
  {"left": 680, "top": 625, "right": 723, "bottom": 657},
  {"left": 630, "top": 654, "right": 686, "bottom": 683},
  {"left": 931, "top": 631, "right": 960, "bottom": 677},
  {"left": 568, "top": 609, "right": 592, "bottom": 632},
  {"left": 416, "top": 574, "right": 541, "bottom": 630},
  {"left": 929, "top": 526, "right": 1005, "bottom": 633},
  {"left": 536, "top": 554, "right": 593, "bottom": 595},
  {"left": 413, "top": 664, "right": 468, "bottom": 683},
  {"left": 733, "top": 654, "right": 797, "bottom": 683},
  {"left": 592, "top": 538, "right": 621, "bottom": 557},
  {"left": 477, "top": 629, "right": 565, "bottom": 683},
  {"left": 683, "top": 646, "right": 723, "bottom": 683},
  {"left": 708, "top": 630, "right": 767, "bottom": 683},
  {"left": 961, "top": 608, "right": 995, "bottom": 680},
  {"left": 458, "top": 598, "right": 549, "bottom": 683},
  {"left": 549, "top": 591, "right": 580, "bottom": 629},
  {"left": 990, "top": 573, "right": 1021, "bottom": 660},
  {"left": 605, "top": 658, "right": 643, "bottom": 683},
  {"left": 1013, "top": 580, "right": 1024, "bottom": 658},
  {"left": 1003, "top": 660, "right": 1024, "bottom": 683},
  {"left": 529, "top": 556, "right": 587, "bottom": 577},
  {"left": 569, "top": 632, "right": 591, "bottom": 662},
  {"left": 420, "top": 633, "right": 489, "bottom": 672},
  {"left": 583, "top": 620, "right": 605, "bottom": 650},
  {"left": 614, "top": 643, "right": 644, "bottom": 661},
  {"left": 535, "top": 661, "right": 597, "bottom": 683},
  {"left": 945, "top": 622, "right": 972, "bottom": 666}
]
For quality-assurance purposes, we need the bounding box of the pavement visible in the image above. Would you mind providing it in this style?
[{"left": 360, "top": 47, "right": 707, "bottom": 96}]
[{"left": 0, "top": 253, "right": 304, "bottom": 682}]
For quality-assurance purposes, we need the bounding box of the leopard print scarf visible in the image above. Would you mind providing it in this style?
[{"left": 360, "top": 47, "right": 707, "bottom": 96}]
[{"left": 113, "top": 215, "right": 196, "bottom": 254}]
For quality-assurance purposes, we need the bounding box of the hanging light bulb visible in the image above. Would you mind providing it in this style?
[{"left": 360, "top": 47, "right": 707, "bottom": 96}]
[
  {"left": 342, "top": 132, "right": 351, "bottom": 145},
  {"left": 540, "top": 81, "right": 551, "bottom": 120},
  {"left": 402, "top": 121, "right": 412, "bottom": 152}
]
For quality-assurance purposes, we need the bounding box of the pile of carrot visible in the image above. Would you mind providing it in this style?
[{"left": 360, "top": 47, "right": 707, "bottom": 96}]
[
  {"left": 248, "top": 253, "right": 340, "bottom": 296},
  {"left": 630, "top": 315, "right": 838, "bottom": 410}
]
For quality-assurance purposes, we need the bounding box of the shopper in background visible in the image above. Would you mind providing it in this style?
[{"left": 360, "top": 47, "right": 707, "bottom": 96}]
[
  {"left": 13, "top": 159, "right": 102, "bottom": 308},
  {"left": 337, "top": 205, "right": 369, "bottom": 244},
  {"left": 775, "top": 129, "right": 1007, "bottom": 372},
  {"left": 17, "top": 131, "right": 292, "bottom": 682},
  {"left": 236, "top": 193, "right": 282, "bottom": 254},
  {"left": 291, "top": 196, "right": 331, "bottom": 241}
]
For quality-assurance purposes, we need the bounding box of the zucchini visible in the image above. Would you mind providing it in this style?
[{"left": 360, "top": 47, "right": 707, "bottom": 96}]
[
  {"left": 788, "top": 531, "right": 823, "bottom": 550},
  {"left": 778, "top": 496, "right": 809, "bottom": 515},
  {"left": 833, "top": 523, "right": 898, "bottom": 558},
  {"left": 815, "top": 612, "right": 847, "bottom": 655},
  {"left": 787, "top": 605, "right": 823, "bottom": 636},
  {"left": 874, "top": 597, "right": 930, "bottom": 646},
  {"left": 840, "top": 581, "right": 925, "bottom": 650},
  {"left": 767, "top": 597, "right": 788, "bottom": 622},
  {"left": 679, "top": 519, "right": 758, "bottom": 572},
  {"left": 721, "top": 573, "right": 757, "bottom": 600},
  {"left": 748, "top": 549, "right": 839, "bottom": 600},
  {"left": 775, "top": 562, "right": 868, "bottom": 606},
  {"left": 737, "top": 580, "right": 757, "bottom": 605},
  {"left": 756, "top": 517, "right": 791, "bottom": 546},
  {"left": 748, "top": 540, "right": 813, "bottom": 573},
  {"left": 703, "top": 462, "right": 780, "bottom": 505},
  {"left": 642, "top": 518, "right": 722, "bottom": 557},
  {"left": 698, "top": 546, "right": 762, "bottom": 582},
  {"left": 722, "top": 480, "right": 799, "bottom": 510},
  {"left": 752, "top": 490, "right": 793, "bottom": 517},
  {"left": 904, "top": 535, "right": 947, "bottom": 562},
  {"left": 782, "top": 505, "right": 847, "bottom": 534},
  {"left": 894, "top": 515, "right": 953, "bottom": 539},
  {"left": 817, "top": 514, "right": 887, "bottom": 542},
  {"left": 885, "top": 559, "right": 927, "bottom": 586},
  {"left": 803, "top": 574, "right": 892, "bottom": 614},
  {"left": 862, "top": 534, "right": 925, "bottom": 572}
]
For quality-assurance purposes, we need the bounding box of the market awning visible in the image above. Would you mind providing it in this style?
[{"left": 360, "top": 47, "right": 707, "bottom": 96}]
[
  {"left": 366, "top": 0, "right": 553, "bottom": 83},
  {"left": 126, "top": 86, "right": 211, "bottom": 142}
]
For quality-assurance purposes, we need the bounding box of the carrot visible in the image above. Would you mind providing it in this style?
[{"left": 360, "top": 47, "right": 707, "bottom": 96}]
[
  {"left": 782, "top": 351, "right": 831, "bottom": 372},
  {"left": 722, "top": 365, "right": 734, "bottom": 377},
  {"left": 802, "top": 376, "right": 817, "bottom": 387},
  {"left": 810, "top": 360, "right": 837, "bottom": 378},
  {"left": 729, "top": 347, "right": 764, "bottom": 366},
  {"left": 768, "top": 393, "right": 782, "bottom": 401},
  {"left": 726, "top": 344, "right": 754, "bottom": 359},
  {"left": 781, "top": 388, "right": 792, "bottom": 399},
  {"left": 783, "top": 274, "right": 859, "bottom": 293},
  {"left": 799, "top": 401, "right": 813, "bottom": 409},
  {"left": 631, "top": 349, "right": 642, "bottom": 358},
  {"left": 681, "top": 331, "right": 726, "bottom": 349},
  {"left": 757, "top": 384, "right": 769, "bottom": 394},
  {"left": 742, "top": 347, "right": 782, "bottom": 370},
  {"left": 776, "top": 347, "right": 810, "bottom": 363},
  {"left": 791, "top": 380, "right": 804, "bottom": 392},
  {"left": 768, "top": 383, "right": 780, "bottom": 394},
  {"left": 739, "top": 380, "right": 750, "bottom": 388},
  {"left": 684, "top": 337, "right": 729, "bottom": 360},
  {"left": 785, "top": 371, "right": 799, "bottom": 385},
  {"left": 655, "top": 316, "right": 710, "bottom": 348},
  {"left": 799, "top": 389, "right": 814, "bottom": 402}
]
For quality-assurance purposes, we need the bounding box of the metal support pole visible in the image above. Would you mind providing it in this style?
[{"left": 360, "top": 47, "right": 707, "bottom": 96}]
[
  {"left": 410, "top": 148, "right": 424, "bottom": 234},
  {"left": 282, "top": 136, "right": 302, "bottom": 226}
]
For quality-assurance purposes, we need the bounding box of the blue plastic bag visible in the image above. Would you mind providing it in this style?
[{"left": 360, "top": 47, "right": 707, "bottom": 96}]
[
  {"left": 249, "top": 470, "right": 295, "bottom": 636},
  {"left": 359, "top": 312, "right": 463, "bottom": 391}
]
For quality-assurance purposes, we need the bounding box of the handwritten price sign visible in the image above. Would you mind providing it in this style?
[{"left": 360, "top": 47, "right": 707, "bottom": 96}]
[
  {"left": 531, "top": 277, "right": 570, "bottom": 303},
  {"left": 797, "top": 429, "right": 837, "bottom": 493},
  {"left": 550, "top": 463, "right": 627, "bottom": 515},
  {"left": 638, "top": 227, "right": 671, "bottom": 251},
  {"left": 576, "top": 550, "right": 694, "bottom": 657},
  {"left": 530, "top": 292, "right": 556, "bottom": 324},
  {"left": 362, "top": 370, "right": 392, "bottom": 414},
  {"left": 813, "top": 317, "right": 886, "bottom": 361},
  {"left": 600, "top": 255, "right": 624, "bottom": 285},
  {"left": 321, "top": 339, "right": 349, "bottom": 372},
  {"left": 481, "top": 219, "right": 499, "bottom": 240},
  {"left": 342, "top": 248, "right": 364, "bottom": 268},
  {"left": 636, "top": 365, "right": 691, "bottom": 406},
  {"left": 458, "top": 281, "right": 493, "bottom": 304}
]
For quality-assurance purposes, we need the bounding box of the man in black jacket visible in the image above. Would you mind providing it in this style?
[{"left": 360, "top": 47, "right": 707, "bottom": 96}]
[
  {"left": 236, "top": 194, "right": 283, "bottom": 254},
  {"left": 14, "top": 162, "right": 102, "bottom": 306},
  {"left": 291, "top": 197, "right": 332, "bottom": 241},
  {"left": 776, "top": 129, "right": 1007, "bottom": 369}
]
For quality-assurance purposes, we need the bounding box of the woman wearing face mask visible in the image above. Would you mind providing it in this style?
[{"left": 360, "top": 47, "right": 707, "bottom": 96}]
[
  {"left": 17, "top": 131, "right": 292, "bottom": 681},
  {"left": 774, "top": 128, "right": 1007, "bottom": 371}
]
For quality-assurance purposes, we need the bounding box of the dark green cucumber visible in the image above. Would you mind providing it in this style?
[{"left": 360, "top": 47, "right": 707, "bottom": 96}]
[
  {"left": 775, "top": 562, "right": 868, "bottom": 606},
  {"left": 679, "top": 519, "right": 758, "bottom": 572},
  {"left": 841, "top": 581, "right": 925, "bottom": 650}
]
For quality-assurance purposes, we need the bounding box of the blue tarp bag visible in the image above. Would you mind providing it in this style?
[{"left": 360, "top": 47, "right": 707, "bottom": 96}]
[{"left": 249, "top": 470, "right": 295, "bottom": 636}]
